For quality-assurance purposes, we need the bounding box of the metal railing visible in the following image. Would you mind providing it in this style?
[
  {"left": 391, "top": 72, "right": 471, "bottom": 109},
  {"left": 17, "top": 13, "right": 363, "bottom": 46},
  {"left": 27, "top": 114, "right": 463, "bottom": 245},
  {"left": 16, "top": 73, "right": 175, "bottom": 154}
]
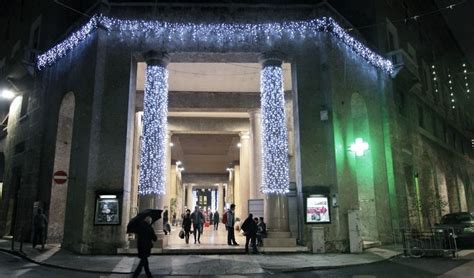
[{"left": 398, "top": 227, "right": 458, "bottom": 258}]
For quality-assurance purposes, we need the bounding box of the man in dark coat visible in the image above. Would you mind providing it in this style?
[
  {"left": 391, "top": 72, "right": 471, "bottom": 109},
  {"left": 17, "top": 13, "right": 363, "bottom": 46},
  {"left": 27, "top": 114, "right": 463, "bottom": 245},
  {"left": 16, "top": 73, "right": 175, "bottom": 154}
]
[
  {"left": 182, "top": 209, "right": 192, "bottom": 244},
  {"left": 32, "top": 208, "right": 48, "bottom": 249},
  {"left": 241, "top": 214, "right": 258, "bottom": 254},
  {"left": 190, "top": 206, "right": 204, "bottom": 244},
  {"left": 133, "top": 216, "right": 157, "bottom": 278},
  {"left": 213, "top": 211, "right": 220, "bottom": 230}
]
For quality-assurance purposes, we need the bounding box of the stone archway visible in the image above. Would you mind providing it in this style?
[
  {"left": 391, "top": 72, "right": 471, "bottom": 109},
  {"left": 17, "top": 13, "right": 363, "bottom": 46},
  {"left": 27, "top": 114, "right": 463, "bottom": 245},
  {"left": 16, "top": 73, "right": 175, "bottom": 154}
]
[
  {"left": 47, "top": 92, "right": 75, "bottom": 243},
  {"left": 350, "top": 93, "right": 378, "bottom": 241}
]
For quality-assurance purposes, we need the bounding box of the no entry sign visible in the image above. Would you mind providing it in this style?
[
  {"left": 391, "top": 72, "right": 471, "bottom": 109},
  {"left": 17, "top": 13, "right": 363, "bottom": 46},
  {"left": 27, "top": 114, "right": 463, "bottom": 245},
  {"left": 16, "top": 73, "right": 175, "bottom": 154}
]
[{"left": 53, "top": 171, "right": 68, "bottom": 184}]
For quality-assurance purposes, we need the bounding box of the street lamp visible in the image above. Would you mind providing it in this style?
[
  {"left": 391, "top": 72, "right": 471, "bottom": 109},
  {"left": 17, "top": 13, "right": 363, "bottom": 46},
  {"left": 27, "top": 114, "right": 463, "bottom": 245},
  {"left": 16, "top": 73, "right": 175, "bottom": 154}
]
[{"left": 1, "top": 89, "right": 15, "bottom": 99}]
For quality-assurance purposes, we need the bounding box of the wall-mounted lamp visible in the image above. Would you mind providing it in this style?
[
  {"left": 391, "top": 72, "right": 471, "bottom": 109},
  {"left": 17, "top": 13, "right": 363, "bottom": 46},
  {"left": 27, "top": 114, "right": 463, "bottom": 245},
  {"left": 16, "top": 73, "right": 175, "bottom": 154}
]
[
  {"left": 99, "top": 194, "right": 117, "bottom": 199},
  {"left": 236, "top": 143, "right": 242, "bottom": 148},
  {"left": 1, "top": 89, "right": 16, "bottom": 100},
  {"left": 169, "top": 142, "right": 174, "bottom": 147},
  {"left": 349, "top": 138, "right": 369, "bottom": 156}
]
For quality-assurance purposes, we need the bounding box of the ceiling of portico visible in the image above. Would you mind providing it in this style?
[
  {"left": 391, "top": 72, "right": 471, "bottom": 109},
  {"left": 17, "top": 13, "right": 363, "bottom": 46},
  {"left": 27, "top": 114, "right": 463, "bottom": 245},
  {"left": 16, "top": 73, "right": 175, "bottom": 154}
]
[
  {"left": 172, "top": 133, "right": 240, "bottom": 174},
  {"left": 136, "top": 62, "right": 292, "bottom": 92}
]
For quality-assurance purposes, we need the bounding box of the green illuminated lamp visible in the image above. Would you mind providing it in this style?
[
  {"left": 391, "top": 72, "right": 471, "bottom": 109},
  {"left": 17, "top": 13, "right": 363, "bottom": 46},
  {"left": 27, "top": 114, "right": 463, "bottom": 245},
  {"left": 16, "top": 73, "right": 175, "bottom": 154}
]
[{"left": 349, "top": 138, "right": 369, "bottom": 156}]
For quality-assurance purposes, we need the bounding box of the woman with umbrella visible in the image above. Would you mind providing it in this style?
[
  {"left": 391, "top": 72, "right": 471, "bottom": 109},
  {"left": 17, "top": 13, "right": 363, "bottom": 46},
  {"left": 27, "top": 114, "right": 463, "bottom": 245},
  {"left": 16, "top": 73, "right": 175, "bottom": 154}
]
[{"left": 128, "top": 209, "right": 161, "bottom": 278}]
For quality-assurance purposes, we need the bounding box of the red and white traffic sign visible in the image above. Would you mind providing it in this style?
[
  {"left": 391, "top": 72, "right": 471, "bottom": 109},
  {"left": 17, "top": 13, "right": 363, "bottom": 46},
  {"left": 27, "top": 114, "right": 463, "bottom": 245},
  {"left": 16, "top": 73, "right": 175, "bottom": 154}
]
[{"left": 53, "top": 170, "right": 68, "bottom": 184}]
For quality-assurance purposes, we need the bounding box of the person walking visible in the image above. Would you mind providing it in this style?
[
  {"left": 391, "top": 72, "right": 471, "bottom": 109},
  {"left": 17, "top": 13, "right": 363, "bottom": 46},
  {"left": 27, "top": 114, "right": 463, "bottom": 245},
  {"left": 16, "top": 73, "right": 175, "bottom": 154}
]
[
  {"left": 133, "top": 216, "right": 156, "bottom": 278},
  {"left": 32, "top": 208, "right": 48, "bottom": 250},
  {"left": 256, "top": 217, "right": 267, "bottom": 247},
  {"left": 209, "top": 211, "right": 213, "bottom": 226},
  {"left": 241, "top": 214, "right": 258, "bottom": 254},
  {"left": 226, "top": 204, "right": 239, "bottom": 246},
  {"left": 182, "top": 209, "right": 192, "bottom": 244},
  {"left": 163, "top": 208, "right": 169, "bottom": 235},
  {"left": 213, "top": 211, "right": 220, "bottom": 230},
  {"left": 190, "top": 206, "right": 204, "bottom": 244},
  {"left": 172, "top": 212, "right": 177, "bottom": 226}
]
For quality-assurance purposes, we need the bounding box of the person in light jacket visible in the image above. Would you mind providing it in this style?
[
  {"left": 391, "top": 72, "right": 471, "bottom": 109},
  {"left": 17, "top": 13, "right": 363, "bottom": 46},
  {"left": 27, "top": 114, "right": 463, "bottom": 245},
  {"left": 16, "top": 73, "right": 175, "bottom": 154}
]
[{"left": 226, "top": 204, "right": 239, "bottom": 246}]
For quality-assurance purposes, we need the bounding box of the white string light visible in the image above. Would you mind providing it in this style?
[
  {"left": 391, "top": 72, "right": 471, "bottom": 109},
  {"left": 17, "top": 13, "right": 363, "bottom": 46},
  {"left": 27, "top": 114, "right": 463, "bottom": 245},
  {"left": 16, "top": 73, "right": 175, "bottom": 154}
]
[
  {"left": 431, "top": 64, "right": 440, "bottom": 102},
  {"left": 462, "top": 63, "right": 470, "bottom": 98},
  {"left": 260, "top": 66, "right": 290, "bottom": 194},
  {"left": 37, "top": 15, "right": 393, "bottom": 73},
  {"left": 138, "top": 65, "right": 168, "bottom": 195},
  {"left": 447, "top": 69, "right": 456, "bottom": 109}
]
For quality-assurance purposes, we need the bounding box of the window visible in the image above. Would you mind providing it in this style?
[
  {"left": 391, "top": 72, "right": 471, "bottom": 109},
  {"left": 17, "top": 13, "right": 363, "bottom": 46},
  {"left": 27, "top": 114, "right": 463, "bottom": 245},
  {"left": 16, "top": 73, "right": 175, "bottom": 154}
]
[
  {"left": 417, "top": 105, "right": 424, "bottom": 128},
  {"left": 14, "top": 142, "right": 25, "bottom": 154},
  {"left": 443, "top": 123, "right": 448, "bottom": 143},
  {"left": 20, "top": 94, "right": 28, "bottom": 117},
  {"left": 28, "top": 16, "right": 42, "bottom": 63},
  {"left": 398, "top": 90, "right": 406, "bottom": 115},
  {"left": 386, "top": 19, "right": 399, "bottom": 51},
  {"left": 431, "top": 114, "right": 437, "bottom": 136}
]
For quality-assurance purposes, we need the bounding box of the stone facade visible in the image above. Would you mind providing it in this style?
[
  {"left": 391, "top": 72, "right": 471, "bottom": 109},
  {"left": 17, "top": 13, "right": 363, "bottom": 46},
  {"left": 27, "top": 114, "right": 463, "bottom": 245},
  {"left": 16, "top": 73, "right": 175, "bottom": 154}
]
[{"left": 0, "top": 1, "right": 472, "bottom": 254}]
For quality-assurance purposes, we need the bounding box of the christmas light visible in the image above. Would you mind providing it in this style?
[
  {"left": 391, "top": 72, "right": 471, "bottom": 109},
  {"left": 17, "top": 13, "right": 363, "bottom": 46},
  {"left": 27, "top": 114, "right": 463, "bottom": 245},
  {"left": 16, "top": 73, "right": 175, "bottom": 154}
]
[
  {"left": 462, "top": 63, "right": 470, "bottom": 98},
  {"left": 37, "top": 15, "right": 393, "bottom": 73},
  {"left": 260, "top": 66, "right": 290, "bottom": 194},
  {"left": 431, "top": 65, "right": 440, "bottom": 103},
  {"left": 138, "top": 65, "right": 169, "bottom": 195},
  {"left": 447, "top": 69, "right": 456, "bottom": 109}
]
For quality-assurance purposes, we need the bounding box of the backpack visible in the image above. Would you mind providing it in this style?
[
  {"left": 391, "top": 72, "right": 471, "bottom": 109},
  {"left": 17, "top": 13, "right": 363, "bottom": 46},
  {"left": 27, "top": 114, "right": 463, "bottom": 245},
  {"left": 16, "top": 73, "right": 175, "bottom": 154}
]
[{"left": 222, "top": 211, "right": 228, "bottom": 224}]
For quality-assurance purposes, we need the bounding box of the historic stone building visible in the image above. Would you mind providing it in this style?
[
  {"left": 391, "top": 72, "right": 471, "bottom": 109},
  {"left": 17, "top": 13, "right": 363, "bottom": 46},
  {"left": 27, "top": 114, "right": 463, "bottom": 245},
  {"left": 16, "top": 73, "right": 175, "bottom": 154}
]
[{"left": 0, "top": 1, "right": 472, "bottom": 254}]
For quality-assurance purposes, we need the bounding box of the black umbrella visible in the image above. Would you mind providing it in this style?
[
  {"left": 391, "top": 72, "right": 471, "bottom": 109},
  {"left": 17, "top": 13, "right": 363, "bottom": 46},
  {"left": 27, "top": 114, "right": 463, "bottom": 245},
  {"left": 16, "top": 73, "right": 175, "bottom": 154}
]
[{"left": 127, "top": 209, "right": 163, "bottom": 234}]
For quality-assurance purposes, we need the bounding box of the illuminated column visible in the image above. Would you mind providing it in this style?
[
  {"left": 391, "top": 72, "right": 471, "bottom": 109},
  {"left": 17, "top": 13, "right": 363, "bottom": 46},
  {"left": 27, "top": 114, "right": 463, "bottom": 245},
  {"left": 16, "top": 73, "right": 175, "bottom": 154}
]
[
  {"left": 259, "top": 52, "right": 290, "bottom": 233},
  {"left": 249, "top": 109, "right": 263, "bottom": 199},
  {"left": 226, "top": 168, "right": 234, "bottom": 205},
  {"left": 138, "top": 51, "right": 170, "bottom": 243}
]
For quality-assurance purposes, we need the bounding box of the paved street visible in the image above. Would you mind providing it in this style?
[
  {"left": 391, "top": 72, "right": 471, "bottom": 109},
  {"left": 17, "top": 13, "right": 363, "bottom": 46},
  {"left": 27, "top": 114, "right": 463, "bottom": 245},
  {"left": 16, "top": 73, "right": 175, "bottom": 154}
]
[{"left": 1, "top": 249, "right": 473, "bottom": 277}]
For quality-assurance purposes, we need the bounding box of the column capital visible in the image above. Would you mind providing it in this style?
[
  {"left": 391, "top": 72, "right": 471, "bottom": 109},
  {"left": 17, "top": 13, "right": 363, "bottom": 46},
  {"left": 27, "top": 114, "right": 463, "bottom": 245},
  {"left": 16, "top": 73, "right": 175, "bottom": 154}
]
[
  {"left": 239, "top": 131, "right": 250, "bottom": 140},
  {"left": 248, "top": 108, "right": 261, "bottom": 116},
  {"left": 259, "top": 51, "right": 286, "bottom": 68},
  {"left": 143, "top": 50, "right": 170, "bottom": 67}
]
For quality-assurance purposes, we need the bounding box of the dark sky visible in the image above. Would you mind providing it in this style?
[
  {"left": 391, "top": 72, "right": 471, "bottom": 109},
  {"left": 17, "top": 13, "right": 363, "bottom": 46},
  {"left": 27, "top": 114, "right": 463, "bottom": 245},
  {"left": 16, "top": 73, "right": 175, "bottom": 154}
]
[{"left": 436, "top": 0, "right": 474, "bottom": 65}]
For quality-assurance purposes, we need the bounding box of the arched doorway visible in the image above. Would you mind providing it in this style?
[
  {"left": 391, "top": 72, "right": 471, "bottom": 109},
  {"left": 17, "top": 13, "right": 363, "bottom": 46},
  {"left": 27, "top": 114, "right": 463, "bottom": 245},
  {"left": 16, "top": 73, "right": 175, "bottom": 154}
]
[
  {"left": 350, "top": 93, "right": 378, "bottom": 242},
  {"left": 47, "top": 92, "right": 75, "bottom": 243}
]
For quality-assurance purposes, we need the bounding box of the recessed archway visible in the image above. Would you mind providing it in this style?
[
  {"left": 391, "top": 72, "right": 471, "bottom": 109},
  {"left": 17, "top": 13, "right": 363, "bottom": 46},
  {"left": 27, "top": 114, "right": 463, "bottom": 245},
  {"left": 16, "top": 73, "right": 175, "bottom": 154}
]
[{"left": 47, "top": 92, "right": 75, "bottom": 243}]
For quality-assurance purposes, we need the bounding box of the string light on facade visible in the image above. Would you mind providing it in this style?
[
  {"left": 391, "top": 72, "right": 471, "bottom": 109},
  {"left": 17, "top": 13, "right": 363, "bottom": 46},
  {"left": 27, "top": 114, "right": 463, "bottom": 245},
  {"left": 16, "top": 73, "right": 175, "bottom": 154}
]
[
  {"left": 447, "top": 70, "right": 456, "bottom": 109},
  {"left": 37, "top": 15, "right": 393, "bottom": 73},
  {"left": 138, "top": 65, "right": 169, "bottom": 195},
  {"left": 431, "top": 64, "right": 440, "bottom": 102},
  {"left": 260, "top": 65, "right": 290, "bottom": 194},
  {"left": 463, "top": 63, "right": 470, "bottom": 98}
]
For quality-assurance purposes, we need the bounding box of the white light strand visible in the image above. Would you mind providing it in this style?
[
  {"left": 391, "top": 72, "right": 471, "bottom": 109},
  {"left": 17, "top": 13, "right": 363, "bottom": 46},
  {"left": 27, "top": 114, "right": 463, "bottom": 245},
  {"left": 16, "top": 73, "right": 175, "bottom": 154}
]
[
  {"left": 447, "top": 69, "right": 456, "bottom": 109},
  {"left": 260, "top": 66, "right": 290, "bottom": 194},
  {"left": 37, "top": 15, "right": 393, "bottom": 73},
  {"left": 138, "top": 65, "right": 168, "bottom": 195},
  {"left": 462, "top": 63, "right": 470, "bottom": 98},
  {"left": 37, "top": 15, "right": 99, "bottom": 69},
  {"left": 431, "top": 64, "right": 440, "bottom": 102}
]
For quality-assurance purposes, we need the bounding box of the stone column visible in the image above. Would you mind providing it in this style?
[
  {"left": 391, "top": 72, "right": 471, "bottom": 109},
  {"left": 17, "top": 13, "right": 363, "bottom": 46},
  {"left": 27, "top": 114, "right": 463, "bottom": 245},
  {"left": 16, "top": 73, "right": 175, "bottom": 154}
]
[
  {"left": 139, "top": 50, "right": 170, "bottom": 248},
  {"left": 259, "top": 52, "right": 293, "bottom": 245},
  {"left": 226, "top": 169, "right": 234, "bottom": 205},
  {"left": 186, "top": 184, "right": 194, "bottom": 211},
  {"left": 234, "top": 165, "right": 241, "bottom": 219},
  {"left": 170, "top": 162, "right": 177, "bottom": 215},
  {"left": 239, "top": 131, "right": 250, "bottom": 219},
  {"left": 165, "top": 132, "right": 172, "bottom": 212},
  {"left": 218, "top": 183, "right": 224, "bottom": 214},
  {"left": 249, "top": 109, "right": 263, "bottom": 200}
]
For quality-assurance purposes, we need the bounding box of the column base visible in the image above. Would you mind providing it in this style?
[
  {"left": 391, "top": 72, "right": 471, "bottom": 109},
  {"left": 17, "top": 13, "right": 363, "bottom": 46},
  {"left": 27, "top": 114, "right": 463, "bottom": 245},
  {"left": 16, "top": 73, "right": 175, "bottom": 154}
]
[{"left": 263, "top": 232, "right": 297, "bottom": 247}]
